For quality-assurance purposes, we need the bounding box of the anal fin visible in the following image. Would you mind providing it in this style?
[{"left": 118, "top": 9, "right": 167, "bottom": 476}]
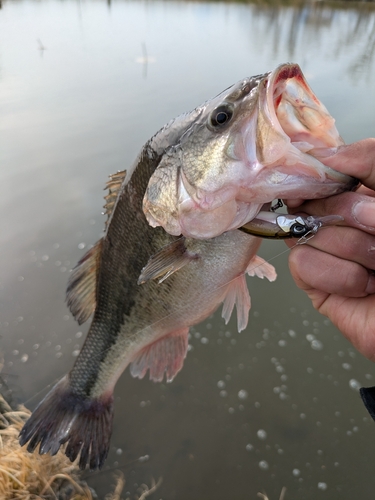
[
  {"left": 221, "top": 274, "right": 251, "bottom": 333},
  {"left": 66, "top": 240, "right": 102, "bottom": 324},
  {"left": 138, "top": 237, "right": 197, "bottom": 284},
  {"left": 246, "top": 255, "right": 277, "bottom": 282},
  {"left": 130, "top": 328, "right": 189, "bottom": 382}
]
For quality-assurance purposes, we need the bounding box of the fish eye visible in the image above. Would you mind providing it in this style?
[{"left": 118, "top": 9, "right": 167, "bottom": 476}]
[
  {"left": 290, "top": 223, "right": 307, "bottom": 236},
  {"left": 209, "top": 104, "right": 234, "bottom": 129}
]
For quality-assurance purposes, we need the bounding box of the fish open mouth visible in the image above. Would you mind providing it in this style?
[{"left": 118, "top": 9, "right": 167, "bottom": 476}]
[
  {"left": 265, "top": 63, "right": 343, "bottom": 154},
  {"left": 249, "top": 62, "right": 356, "bottom": 192}
]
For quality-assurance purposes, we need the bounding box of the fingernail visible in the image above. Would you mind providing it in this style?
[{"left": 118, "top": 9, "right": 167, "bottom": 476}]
[
  {"left": 309, "top": 147, "right": 338, "bottom": 159},
  {"left": 353, "top": 201, "right": 375, "bottom": 227}
]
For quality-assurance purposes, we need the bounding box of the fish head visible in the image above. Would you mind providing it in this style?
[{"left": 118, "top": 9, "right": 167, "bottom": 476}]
[{"left": 143, "top": 63, "right": 357, "bottom": 239}]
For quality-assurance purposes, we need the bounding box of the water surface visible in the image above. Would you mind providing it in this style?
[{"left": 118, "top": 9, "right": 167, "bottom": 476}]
[{"left": 1, "top": 1, "right": 375, "bottom": 498}]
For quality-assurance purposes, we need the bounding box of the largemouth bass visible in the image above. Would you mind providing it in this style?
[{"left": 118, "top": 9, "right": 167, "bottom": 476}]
[{"left": 19, "top": 63, "right": 356, "bottom": 470}]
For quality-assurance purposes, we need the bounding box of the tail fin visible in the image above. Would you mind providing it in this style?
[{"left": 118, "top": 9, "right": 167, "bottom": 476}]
[
  {"left": 360, "top": 386, "right": 375, "bottom": 421},
  {"left": 19, "top": 376, "right": 114, "bottom": 470}
]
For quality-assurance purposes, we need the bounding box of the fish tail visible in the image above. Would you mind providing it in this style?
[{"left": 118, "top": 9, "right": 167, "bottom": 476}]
[
  {"left": 360, "top": 386, "right": 375, "bottom": 421},
  {"left": 19, "top": 375, "right": 114, "bottom": 470}
]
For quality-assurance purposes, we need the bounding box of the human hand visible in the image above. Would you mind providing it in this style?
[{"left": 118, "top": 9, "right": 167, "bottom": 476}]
[{"left": 285, "top": 138, "right": 375, "bottom": 361}]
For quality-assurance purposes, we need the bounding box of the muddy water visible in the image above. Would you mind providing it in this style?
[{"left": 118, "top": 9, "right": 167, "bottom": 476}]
[{"left": 1, "top": 1, "right": 375, "bottom": 498}]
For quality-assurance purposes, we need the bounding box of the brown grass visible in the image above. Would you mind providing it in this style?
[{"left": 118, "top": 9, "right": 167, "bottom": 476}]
[{"left": 0, "top": 392, "right": 162, "bottom": 500}]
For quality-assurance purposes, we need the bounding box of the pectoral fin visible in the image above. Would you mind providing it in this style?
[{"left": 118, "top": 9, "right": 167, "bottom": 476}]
[
  {"left": 138, "top": 237, "right": 198, "bottom": 284},
  {"left": 130, "top": 328, "right": 189, "bottom": 382}
]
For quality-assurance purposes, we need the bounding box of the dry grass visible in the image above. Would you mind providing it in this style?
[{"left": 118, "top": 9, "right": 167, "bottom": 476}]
[{"left": 0, "top": 391, "right": 162, "bottom": 500}]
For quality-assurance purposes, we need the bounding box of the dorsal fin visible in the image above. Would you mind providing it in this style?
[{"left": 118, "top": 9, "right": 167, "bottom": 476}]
[
  {"left": 103, "top": 169, "right": 127, "bottom": 226},
  {"left": 66, "top": 240, "right": 102, "bottom": 324}
]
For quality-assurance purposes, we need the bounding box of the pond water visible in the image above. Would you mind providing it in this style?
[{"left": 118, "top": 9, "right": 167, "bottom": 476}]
[{"left": 1, "top": 0, "right": 375, "bottom": 498}]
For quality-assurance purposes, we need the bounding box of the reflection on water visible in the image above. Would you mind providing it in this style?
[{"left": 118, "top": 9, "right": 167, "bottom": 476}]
[
  {"left": 248, "top": 1, "right": 375, "bottom": 80},
  {"left": 0, "top": 1, "right": 375, "bottom": 499}
]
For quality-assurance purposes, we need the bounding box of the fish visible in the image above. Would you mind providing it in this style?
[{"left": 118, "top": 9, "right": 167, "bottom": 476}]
[{"left": 19, "top": 63, "right": 356, "bottom": 470}]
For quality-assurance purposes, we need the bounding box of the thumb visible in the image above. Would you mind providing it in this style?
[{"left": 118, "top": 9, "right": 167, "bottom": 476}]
[{"left": 312, "top": 138, "right": 375, "bottom": 190}]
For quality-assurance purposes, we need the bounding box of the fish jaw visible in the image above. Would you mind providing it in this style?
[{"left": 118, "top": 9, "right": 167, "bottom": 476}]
[{"left": 143, "top": 64, "right": 356, "bottom": 239}]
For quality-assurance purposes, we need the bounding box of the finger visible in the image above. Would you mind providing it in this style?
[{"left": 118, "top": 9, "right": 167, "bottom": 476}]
[
  {"left": 288, "top": 245, "right": 375, "bottom": 297},
  {"left": 287, "top": 191, "right": 375, "bottom": 235},
  {"left": 292, "top": 226, "right": 375, "bottom": 271},
  {"left": 313, "top": 138, "right": 375, "bottom": 189}
]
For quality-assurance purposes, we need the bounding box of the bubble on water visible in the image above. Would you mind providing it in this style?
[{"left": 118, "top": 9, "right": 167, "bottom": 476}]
[
  {"left": 225, "top": 331, "right": 231, "bottom": 338},
  {"left": 300, "top": 413, "right": 306, "bottom": 420},
  {"left": 276, "top": 365, "right": 284, "bottom": 373},
  {"left": 318, "top": 482, "right": 327, "bottom": 491},
  {"left": 53, "top": 243, "right": 60, "bottom": 249},
  {"left": 302, "top": 320, "right": 310, "bottom": 326},
  {"left": 366, "top": 374, "right": 373, "bottom": 380},
  {"left": 55, "top": 345, "right": 61, "bottom": 351},
  {"left": 138, "top": 455, "right": 149, "bottom": 463},
  {"left": 12, "top": 350, "right": 19, "bottom": 356},
  {"left": 238, "top": 390, "right": 248, "bottom": 400},
  {"left": 307, "top": 367, "right": 313, "bottom": 374},
  {"left": 42, "top": 255, "right": 49, "bottom": 261},
  {"left": 55, "top": 261, "right": 62, "bottom": 266},
  {"left": 72, "top": 350, "right": 80, "bottom": 357},
  {"left": 194, "top": 331, "right": 201, "bottom": 339},
  {"left": 342, "top": 363, "right": 351, "bottom": 370},
  {"left": 17, "top": 338, "right": 24, "bottom": 344},
  {"left": 219, "top": 390, "right": 227, "bottom": 398},
  {"left": 245, "top": 444, "right": 253, "bottom": 451},
  {"left": 116, "top": 448, "right": 123, "bottom": 455},
  {"left": 63, "top": 315, "right": 70, "bottom": 321},
  {"left": 55, "top": 352, "right": 63, "bottom": 358},
  {"left": 311, "top": 340, "right": 323, "bottom": 351},
  {"left": 230, "top": 338, "right": 237, "bottom": 345},
  {"left": 17, "top": 276, "right": 24, "bottom": 282},
  {"left": 60, "top": 267, "right": 67, "bottom": 272},
  {"left": 257, "top": 429, "right": 267, "bottom": 440},
  {"left": 75, "top": 331, "right": 83, "bottom": 339},
  {"left": 21, "top": 354, "right": 28, "bottom": 363},
  {"left": 278, "top": 340, "right": 286, "bottom": 347},
  {"left": 349, "top": 379, "right": 361, "bottom": 391},
  {"left": 228, "top": 407, "right": 235, "bottom": 414},
  {"left": 78, "top": 243, "right": 86, "bottom": 249},
  {"left": 292, "top": 469, "right": 300, "bottom": 477},
  {"left": 258, "top": 460, "right": 269, "bottom": 470},
  {"left": 200, "top": 337, "right": 209, "bottom": 344},
  {"left": 217, "top": 380, "right": 225, "bottom": 389},
  {"left": 288, "top": 330, "right": 296, "bottom": 338}
]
